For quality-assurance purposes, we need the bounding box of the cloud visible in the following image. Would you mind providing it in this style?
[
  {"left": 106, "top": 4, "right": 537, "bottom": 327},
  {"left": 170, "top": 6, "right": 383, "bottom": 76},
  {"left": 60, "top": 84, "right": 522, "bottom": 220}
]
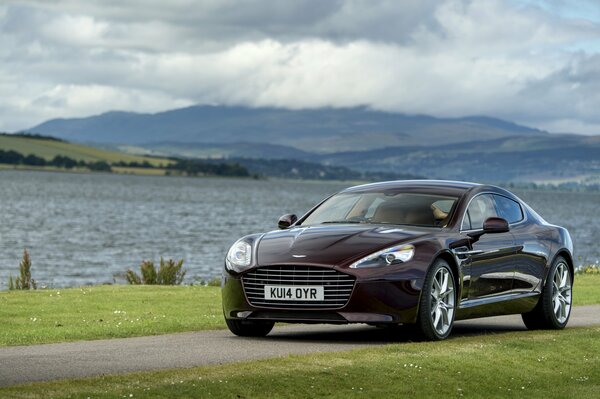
[{"left": 0, "top": 0, "right": 599, "bottom": 134}]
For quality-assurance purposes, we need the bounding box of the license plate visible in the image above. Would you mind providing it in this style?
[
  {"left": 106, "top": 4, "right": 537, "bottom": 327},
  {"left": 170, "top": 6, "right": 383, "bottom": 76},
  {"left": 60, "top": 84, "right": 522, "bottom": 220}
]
[{"left": 264, "top": 285, "right": 324, "bottom": 301}]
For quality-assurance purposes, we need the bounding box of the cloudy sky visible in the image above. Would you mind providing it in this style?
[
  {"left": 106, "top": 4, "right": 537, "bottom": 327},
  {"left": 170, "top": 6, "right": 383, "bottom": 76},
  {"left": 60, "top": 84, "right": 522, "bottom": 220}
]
[{"left": 1, "top": 0, "right": 599, "bottom": 134}]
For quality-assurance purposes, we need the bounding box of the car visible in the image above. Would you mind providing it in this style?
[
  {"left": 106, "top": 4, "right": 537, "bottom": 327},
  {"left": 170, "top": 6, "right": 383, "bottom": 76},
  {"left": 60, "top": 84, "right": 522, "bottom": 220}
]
[{"left": 221, "top": 180, "right": 574, "bottom": 340}]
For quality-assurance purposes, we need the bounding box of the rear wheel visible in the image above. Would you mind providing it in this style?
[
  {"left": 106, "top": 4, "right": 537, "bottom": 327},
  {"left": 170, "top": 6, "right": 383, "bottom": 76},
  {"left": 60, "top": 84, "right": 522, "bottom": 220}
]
[
  {"left": 522, "top": 257, "right": 572, "bottom": 330},
  {"left": 415, "top": 259, "right": 456, "bottom": 340},
  {"left": 225, "top": 318, "right": 275, "bottom": 337}
]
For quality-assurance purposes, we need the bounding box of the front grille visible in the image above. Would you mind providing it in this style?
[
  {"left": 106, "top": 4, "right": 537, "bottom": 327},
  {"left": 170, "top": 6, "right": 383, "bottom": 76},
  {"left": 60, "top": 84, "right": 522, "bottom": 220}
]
[{"left": 242, "top": 266, "right": 356, "bottom": 309}]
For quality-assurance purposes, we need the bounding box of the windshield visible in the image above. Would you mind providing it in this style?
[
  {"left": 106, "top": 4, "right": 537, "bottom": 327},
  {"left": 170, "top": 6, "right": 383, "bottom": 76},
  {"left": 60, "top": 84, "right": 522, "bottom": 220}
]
[{"left": 301, "top": 191, "right": 458, "bottom": 227}]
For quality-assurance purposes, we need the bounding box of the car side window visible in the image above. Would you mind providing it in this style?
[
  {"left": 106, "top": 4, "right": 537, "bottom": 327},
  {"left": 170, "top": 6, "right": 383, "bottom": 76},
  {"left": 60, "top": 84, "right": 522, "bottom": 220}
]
[
  {"left": 463, "top": 194, "right": 497, "bottom": 230},
  {"left": 461, "top": 211, "right": 472, "bottom": 230},
  {"left": 493, "top": 195, "right": 523, "bottom": 224}
]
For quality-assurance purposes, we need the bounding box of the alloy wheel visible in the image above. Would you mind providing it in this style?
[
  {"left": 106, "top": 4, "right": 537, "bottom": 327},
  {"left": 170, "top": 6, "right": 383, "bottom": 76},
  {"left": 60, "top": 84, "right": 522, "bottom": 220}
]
[
  {"left": 552, "top": 262, "right": 572, "bottom": 324},
  {"left": 430, "top": 267, "right": 455, "bottom": 336}
]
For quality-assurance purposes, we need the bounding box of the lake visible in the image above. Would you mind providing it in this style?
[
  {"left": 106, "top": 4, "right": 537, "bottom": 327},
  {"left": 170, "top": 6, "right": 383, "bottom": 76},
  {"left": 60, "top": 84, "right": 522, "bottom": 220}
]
[{"left": 0, "top": 170, "right": 597, "bottom": 289}]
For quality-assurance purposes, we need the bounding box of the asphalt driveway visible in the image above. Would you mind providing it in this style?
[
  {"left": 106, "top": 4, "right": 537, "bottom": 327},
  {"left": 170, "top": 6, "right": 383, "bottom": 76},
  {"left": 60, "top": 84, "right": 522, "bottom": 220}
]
[{"left": 1, "top": 304, "right": 599, "bottom": 387}]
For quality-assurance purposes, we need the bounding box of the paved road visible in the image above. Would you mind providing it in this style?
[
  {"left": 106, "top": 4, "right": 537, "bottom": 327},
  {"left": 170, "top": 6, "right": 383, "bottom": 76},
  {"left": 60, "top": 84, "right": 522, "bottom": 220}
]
[{"left": 1, "top": 305, "right": 599, "bottom": 387}]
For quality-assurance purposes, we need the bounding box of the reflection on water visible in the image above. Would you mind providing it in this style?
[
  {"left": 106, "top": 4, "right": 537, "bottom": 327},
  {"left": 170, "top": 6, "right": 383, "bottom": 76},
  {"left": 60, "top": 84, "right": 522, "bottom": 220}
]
[{"left": 0, "top": 170, "right": 597, "bottom": 288}]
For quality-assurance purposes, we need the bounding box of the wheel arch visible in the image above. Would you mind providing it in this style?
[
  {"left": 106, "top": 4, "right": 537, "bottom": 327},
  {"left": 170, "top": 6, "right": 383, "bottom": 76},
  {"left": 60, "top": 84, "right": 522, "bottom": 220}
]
[
  {"left": 413, "top": 250, "right": 460, "bottom": 340},
  {"left": 435, "top": 250, "right": 462, "bottom": 297},
  {"left": 411, "top": 250, "right": 461, "bottom": 324},
  {"left": 551, "top": 249, "right": 574, "bottom": 284}
]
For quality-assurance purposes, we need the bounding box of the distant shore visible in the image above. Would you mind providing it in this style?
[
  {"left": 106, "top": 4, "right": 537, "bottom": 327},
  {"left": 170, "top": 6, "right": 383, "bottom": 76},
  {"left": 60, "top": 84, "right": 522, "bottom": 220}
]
[{"left": 1, "top": 164, "right": 598, "bottom": 192}]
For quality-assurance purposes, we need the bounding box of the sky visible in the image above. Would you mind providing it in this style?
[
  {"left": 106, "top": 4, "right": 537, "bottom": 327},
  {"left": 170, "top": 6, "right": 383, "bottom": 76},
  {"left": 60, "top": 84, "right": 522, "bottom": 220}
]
[{"left": 1, "top": 0, "right": 599, "bottom": 135}]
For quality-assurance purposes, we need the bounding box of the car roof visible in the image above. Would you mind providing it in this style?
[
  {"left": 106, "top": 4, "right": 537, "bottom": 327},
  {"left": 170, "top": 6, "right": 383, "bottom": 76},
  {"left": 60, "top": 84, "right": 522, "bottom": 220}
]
[{"left": 342, "top": 179, "right": 481, "bottom": 196}]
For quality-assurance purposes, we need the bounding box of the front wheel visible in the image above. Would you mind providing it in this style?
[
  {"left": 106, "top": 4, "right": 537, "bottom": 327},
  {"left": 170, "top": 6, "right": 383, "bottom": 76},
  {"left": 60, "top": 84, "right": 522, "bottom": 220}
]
[
  {"left": 522, "top": 257, "right": 572, "bottom": 330},
  {"left": 415, "top": 259, "right": 457, "bottom": 340},
  {"left": 225, "top": 318, "right": 275, "bottom": 337}
]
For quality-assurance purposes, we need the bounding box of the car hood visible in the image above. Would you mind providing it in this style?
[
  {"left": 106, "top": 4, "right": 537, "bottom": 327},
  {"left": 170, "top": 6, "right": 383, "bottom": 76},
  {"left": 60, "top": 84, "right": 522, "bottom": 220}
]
[{"left": 256, "top": 224, "right": 432, "bottom": 267}]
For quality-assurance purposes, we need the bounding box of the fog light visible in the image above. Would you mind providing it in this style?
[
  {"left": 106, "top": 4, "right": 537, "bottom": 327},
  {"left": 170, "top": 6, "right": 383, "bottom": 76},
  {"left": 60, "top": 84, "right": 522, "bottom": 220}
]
[{"left": 236, "top": 311, "right": 252, "bottom": 318}]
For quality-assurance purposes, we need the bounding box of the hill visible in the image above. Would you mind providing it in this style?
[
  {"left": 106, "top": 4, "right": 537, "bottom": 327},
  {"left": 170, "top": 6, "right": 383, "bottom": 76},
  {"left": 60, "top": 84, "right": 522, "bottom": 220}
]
[
  {"left": 316, "top": 134, "right": 600, "bottom": 183},
  {"left": 0, "top": 133, "right": 170, "bottom": 166},
  {"left": 29, "top": 105, "right": 546, "bottom": 153},
  {"left": 119, "top": 134, "right": 600, "bottom": 183}
]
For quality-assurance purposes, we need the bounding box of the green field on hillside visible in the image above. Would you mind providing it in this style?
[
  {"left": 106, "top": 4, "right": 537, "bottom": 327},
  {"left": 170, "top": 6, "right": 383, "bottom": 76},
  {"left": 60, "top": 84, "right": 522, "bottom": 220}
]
[{"left": 0, "top": 135, "right": 171, "bottom": 166}]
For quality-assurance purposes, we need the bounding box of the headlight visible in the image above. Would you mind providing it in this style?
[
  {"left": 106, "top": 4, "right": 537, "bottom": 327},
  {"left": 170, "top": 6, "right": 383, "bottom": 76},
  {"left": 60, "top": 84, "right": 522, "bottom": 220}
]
[
  {"left": 349, "top": 244, "right": 414, "bottom": 269},
  {"left": 225, "top": 240, "right": 253, "bottom": 273}
]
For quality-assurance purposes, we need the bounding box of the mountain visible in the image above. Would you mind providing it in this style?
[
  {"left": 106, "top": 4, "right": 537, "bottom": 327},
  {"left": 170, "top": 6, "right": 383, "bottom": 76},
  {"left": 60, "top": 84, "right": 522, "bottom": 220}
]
[
  {"left": 29, "top": 105, "right": 546, "bottom": 153},
  {"left": 27, "top": 105, "right": 599, "bottom": 184},
  {"left": 316, "top": 134, "right": 600, "bottom": 182}
]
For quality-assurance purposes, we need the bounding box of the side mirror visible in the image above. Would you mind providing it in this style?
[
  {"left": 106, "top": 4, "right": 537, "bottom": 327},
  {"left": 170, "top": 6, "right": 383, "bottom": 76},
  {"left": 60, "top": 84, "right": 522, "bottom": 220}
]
[
  {"left": 483, "top": 217, "right": 510, "bottom": 234},
  {"left": 278, "top": 214, "right": 298, "bottom": 229},
  {"left": 467, "top": 217, "right": 509, "bottom": 240}
]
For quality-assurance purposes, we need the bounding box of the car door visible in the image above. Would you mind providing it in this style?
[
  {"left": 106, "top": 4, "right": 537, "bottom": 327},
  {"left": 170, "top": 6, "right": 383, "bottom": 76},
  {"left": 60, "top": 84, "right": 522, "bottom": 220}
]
[
  {"left": 459, "top": 194, "right": 516, "bottom": 300},
  {"left": 493, "top": 194, "right": 545, "bottom": 294}
]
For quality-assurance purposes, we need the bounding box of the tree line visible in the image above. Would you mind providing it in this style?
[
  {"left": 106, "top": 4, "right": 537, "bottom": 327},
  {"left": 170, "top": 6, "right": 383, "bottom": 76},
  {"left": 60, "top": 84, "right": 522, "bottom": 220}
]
[
  {"left": 0, "top": 148, "right": 250, "bottom": 177},
  {"left": 0, "top": 150, "right": 112, "bottom": 171}
]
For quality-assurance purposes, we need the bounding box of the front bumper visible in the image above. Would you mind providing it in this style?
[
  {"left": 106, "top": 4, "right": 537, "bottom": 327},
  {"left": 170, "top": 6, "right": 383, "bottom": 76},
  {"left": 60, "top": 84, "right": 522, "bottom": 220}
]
[{"left": 221, "top": 267, "right": 424, "bottom": 325}]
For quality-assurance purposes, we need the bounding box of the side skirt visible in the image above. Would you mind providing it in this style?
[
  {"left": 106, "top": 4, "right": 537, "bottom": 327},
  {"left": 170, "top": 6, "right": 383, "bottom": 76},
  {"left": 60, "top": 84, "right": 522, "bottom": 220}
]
[{"left": 456, "top": 292, "right": 540, "bottom": 320}]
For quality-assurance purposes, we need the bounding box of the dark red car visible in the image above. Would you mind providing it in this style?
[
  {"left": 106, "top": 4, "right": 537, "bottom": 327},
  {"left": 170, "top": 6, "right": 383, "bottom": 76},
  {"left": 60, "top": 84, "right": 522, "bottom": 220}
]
[{"left": 222, "top": 180, "right": 574, "bottom": 340}]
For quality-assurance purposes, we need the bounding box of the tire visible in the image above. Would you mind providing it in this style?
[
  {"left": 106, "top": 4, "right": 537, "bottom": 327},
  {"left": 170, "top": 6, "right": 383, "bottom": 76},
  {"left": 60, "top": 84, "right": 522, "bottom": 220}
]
[
  {"left": 415, "top": 259, "right": 457, "bottom": 340},
  {"left": 522, "top": 256, "right": 572, "bottom": 330},
  {"left": 225, "top": 318, "right": 274, "bottom": 337}
]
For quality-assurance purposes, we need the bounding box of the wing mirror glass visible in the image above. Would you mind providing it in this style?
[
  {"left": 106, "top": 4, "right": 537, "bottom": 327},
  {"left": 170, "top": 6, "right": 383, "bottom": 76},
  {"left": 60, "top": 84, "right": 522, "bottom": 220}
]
[{"left": 278, "top": 214, "right": 297, "bottom": 229}]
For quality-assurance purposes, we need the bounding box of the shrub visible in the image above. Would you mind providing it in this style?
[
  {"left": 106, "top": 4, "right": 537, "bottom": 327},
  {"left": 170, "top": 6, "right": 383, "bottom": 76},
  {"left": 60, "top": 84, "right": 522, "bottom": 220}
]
[
  {"left": 126, "top": 258, "right": 186, "bottom": 285},
  {"left": 206, "top": 276, "right": 222, "bottom": 287},
  {"left": 125, "top": 269, "right": 141, "bottom": 285},
  {"left": 196, "top": 276, "right": 222, "bottom": 286},
  {"left": 575, "top": 263, "right": 599, "bottom": 275},
  {"left": 141, "top": 260, "right": 158, "bottom": 284},
  {"left": 10, "top": 249, "right": 37, "bottom": 290}
]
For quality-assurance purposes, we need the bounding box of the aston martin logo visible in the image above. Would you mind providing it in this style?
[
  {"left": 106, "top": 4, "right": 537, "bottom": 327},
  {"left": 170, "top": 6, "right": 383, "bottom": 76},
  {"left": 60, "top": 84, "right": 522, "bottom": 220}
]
[{"left": 292, "top": 254, "right": 307, "bottom": 258}]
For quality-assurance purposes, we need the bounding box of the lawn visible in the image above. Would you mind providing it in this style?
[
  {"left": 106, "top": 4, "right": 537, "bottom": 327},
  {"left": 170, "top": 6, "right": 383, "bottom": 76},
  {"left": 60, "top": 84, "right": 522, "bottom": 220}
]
[
  {"left": 0, "top": 285, "right": 223, "bottom": 346},
  {"left": 0, "top": 326, "right": 598, "bottom": 398},
  {"left": 0, "top": 274, "right": 598, "bottom": 347},
  {"left": 573, "top": 274, "right": 600, "bottom": 305}
]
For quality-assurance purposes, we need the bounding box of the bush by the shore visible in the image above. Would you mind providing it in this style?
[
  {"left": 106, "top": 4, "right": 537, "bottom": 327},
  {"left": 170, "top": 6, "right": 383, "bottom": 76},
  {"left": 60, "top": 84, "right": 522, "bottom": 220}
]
[
  {"left": 8, "top": 249, "right": 36, "bottom": 290},
  {"left": 126, "top": 258, "right": 186, "bottom": 285}
]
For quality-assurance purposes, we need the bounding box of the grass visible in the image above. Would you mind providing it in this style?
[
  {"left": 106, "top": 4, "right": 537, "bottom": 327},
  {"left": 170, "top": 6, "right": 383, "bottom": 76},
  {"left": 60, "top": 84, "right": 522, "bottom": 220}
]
[
  {"left": 0, "top": 135, "right": 171, "bottom": 166},
  {"left": 0, "top": 327, "right": 598, "bottom": 398},
  {"left": 574, "top": 274, "right": 600, "bottom": 305},
  {"left": 0, "top": 285, "right": 223, "bottom": 346},
  {"left": 0, "top": 274, "right": 597, "bottom": 347}
]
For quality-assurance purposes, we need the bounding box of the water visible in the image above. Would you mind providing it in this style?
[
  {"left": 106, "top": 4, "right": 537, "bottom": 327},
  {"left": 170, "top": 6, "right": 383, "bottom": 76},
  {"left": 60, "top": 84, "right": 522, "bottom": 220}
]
[
  {"left": 0, "top": 170, "right": 597, "bottom": 289},
  {"left": 0, "top": 170, "right": 348, "bottom": 288}
]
